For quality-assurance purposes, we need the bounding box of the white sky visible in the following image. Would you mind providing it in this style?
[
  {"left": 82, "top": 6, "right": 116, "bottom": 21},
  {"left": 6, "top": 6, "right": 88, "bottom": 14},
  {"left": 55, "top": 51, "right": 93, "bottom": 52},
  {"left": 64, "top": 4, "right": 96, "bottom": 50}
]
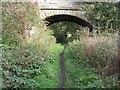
[
  {"left": 36, "top": 0, "right": 119, "bottom": 7},
  {"left": 37, "top": 0, "right": 120, "bottom": 3},
  {"left": 2, "top": 0, "right": 119, "bottom": 2}
]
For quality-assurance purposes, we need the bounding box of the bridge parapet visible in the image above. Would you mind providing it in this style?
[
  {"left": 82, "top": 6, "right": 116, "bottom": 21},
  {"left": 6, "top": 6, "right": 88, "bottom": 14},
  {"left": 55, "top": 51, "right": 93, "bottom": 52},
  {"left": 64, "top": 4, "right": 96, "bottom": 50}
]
[
  {"left": 40, "top": 10, "right": 87, "bottom": 20},
  {"left": 38, "top": 0, "right": 93, "bottom": 31},
  {"left": 38, "top": 0, "right": 90, "bottom": 21},
  {"left": 39, "top": 0, "right": 88, "bottom": 11}
]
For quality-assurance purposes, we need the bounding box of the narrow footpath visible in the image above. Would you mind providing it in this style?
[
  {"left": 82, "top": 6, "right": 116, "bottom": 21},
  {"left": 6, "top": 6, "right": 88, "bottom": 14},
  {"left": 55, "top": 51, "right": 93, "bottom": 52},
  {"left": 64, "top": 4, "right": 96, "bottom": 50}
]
[{"left": 58, "top": 46, "right": 66, "bottom": 88}]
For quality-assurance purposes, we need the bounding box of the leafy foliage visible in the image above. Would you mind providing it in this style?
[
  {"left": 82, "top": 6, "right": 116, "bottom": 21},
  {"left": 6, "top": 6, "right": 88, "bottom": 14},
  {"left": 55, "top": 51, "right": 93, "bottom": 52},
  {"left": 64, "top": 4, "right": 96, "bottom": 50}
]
[
  {"left": 2, "top": 2, "right": 56, "bottom": 88},
  {"left": 64, "top": 59, "right": 102, "bottom": 88},
  {"left": 64, "top": 35, "right": 118, "bottom": 88},
  {"left": 87, "top": 3, "right": 118, "bottom": 33},
  {"left": 49, "top": 22, "right": 84, "bottom": 44},
  {"left": 33, "top": 45, "right": 64, "bottom": 88},
  {"left": 2, "top": 2, "right": 118, "bottom": 88},
  {"left": 89, "top": 36, "right": 117, "bottom": 70}
]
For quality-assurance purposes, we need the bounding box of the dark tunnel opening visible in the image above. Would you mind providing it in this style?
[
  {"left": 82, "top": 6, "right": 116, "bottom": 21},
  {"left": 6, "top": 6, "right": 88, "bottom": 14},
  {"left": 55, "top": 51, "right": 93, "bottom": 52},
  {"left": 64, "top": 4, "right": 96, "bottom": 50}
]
[
  {"left": 44, "top": 14, "right": 93, "bottom": 44},
  {"left": 45, "top": 14, "right": 93, "bottom": 32}
]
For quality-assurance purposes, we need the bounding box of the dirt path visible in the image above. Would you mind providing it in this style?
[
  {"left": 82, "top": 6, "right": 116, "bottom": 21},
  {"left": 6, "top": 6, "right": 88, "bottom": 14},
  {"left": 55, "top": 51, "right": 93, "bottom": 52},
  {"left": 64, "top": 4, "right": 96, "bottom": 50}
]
[{"left": 58, "top": 46, "right": 66, "bottom": 88}]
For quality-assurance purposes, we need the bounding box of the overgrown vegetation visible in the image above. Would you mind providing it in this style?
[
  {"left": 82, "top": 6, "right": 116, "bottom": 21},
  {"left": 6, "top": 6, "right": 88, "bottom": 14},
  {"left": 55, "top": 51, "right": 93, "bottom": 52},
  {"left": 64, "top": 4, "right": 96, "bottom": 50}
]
[
  {"left": 49, "top": 22, "right": 83, "bottom": 44},
  {"left": 2, "top": 2, "right": 57, "bottom": 88},
  {"left": 87, "top": 2, "right": 118, "bottom": 34},
  {"left": 64, "top": 36, "right": 118, "bottom": 88},
  {"left": 1, "top": 2, "right": 119, "bottom": 89},
  {"left": 33, "top": 45, "right": 64, "bottom": 88}
]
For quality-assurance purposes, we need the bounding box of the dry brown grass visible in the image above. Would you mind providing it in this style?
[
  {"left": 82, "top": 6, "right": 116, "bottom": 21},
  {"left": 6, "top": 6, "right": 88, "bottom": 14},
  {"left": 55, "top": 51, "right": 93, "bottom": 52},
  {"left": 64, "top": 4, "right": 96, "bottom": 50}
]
[
  {"left": 80, "top": 36, "right": 107, "bottom": 55},
  {"left": 79, "top": 35, "right": 118, "bottom": 76}
]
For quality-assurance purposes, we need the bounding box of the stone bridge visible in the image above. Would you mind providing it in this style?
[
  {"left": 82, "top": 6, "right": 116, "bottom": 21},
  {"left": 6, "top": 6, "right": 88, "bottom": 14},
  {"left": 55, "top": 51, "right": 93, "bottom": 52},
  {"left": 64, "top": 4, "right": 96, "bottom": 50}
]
[{"left": 38, "top": 0, "right": 93, "bottom": 32}]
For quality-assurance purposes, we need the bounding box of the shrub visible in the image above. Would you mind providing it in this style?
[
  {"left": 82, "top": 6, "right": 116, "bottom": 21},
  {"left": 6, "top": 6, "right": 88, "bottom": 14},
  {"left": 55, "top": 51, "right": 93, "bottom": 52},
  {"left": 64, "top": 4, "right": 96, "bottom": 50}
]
[
  {"left": 64, "top": 36, "right": 118, "bottom": 88},
  {"left": 65, "top": 40, "right": 87, "bottom": 65},
  {"left": 88, "top": 36, "right": 118, "bottom": 71},
  {"left": 2, "top": 2, "right": 56, "bottom": 88}
]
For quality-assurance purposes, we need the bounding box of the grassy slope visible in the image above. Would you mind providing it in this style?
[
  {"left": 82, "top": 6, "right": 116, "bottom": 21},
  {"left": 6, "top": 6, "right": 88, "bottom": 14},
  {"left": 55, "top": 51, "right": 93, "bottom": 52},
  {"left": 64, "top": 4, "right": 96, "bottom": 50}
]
[
  {"left": 33, "top": 35, "right": 118, "bottom": 88},
  {"left": 64, "top": 48, "right": 102, "bottom": 88},
  {"left": 64, "top": 35, "right": 118, "bottom": 88},
  {"left": 33, "top": 44, "right": 64, "bottom": 88}
]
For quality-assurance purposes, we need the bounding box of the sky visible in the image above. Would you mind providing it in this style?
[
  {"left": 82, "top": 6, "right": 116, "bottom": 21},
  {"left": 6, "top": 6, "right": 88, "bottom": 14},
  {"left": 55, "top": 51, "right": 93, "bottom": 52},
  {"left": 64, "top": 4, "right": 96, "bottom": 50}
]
[
  {"left": 37, "top": 0, "right": 120, "bottom": 3},
  {"left": 1, "top": 0, "right": 119, "bottom": 2},
  {"left": 37, "top": 0, "right": 119, "bottom": 6}
]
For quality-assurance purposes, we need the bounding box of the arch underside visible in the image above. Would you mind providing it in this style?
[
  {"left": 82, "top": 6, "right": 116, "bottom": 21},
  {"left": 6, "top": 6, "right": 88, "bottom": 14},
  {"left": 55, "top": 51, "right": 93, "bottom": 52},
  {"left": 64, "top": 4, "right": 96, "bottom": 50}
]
[{"left": 45, "top": 14, "right": 93, "bottom": 32}]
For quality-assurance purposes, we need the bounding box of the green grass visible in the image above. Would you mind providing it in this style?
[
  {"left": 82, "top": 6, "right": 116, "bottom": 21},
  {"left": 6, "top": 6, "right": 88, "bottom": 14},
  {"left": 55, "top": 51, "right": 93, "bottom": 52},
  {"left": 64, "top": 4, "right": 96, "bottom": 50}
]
[
  {"left": 33, "top": 44, "right": 64, "bottom": 88},
  {"left": 33, "top": 43, "right": 103, "bottom": 88},
  {"left": 64, "top": 47, "right": 103, "bottom": 88},
  {"left": 33, "top": 36, "right": 118, "bottom": 88},
  {"left": 63, "top": 37, "right": 118, "bottom": 88},
  {"left": 0, "top": 67, "right": 2, "bottom": 89},
  {"left": 65, "top": 60, "right": 102, "bottom": 88}
]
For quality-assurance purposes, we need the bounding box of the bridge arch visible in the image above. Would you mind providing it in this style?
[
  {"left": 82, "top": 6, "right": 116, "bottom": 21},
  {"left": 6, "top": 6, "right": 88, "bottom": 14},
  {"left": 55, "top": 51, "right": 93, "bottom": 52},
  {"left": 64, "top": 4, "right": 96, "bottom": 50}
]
[{"left": 45, "top": 14, "right": 93, "bottom": 32}]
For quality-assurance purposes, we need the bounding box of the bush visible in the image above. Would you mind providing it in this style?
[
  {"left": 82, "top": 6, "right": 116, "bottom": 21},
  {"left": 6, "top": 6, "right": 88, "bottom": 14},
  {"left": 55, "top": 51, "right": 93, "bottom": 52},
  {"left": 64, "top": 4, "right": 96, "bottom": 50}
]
[
  {"left": 88, "top": 36, "right": 117, "bottom": 71},
  {"left": 64, "top": 36, "right": 118, "bottom": 88},
  {"left": 64, "top": 40, "right": 102, "bottom": 88},
  {"left": 33, "top": 44, "right": 64, "bottom": 88},
  {"left": 2, "top": 2, "right": 56, "bottom": 88},
  {"left": 65, "top": 40, "right": 87, "bottom": 65}
]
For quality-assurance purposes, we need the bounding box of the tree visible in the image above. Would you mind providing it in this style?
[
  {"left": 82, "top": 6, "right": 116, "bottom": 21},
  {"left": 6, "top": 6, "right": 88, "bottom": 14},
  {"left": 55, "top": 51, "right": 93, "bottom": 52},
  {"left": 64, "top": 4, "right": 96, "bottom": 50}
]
[
  {"left": 49, "top": 22, "right": 84, "bottom": 44},
  {"left": 87, "top": 2, "right": 118, "bottom": 33}
]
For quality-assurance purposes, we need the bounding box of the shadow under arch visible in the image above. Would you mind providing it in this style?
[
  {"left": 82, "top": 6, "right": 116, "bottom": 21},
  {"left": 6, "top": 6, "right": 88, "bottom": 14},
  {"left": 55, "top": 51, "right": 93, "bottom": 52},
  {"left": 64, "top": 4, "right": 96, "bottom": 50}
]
[{"left": 45, "top": 14, "right": 93, "bottom": 32}]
